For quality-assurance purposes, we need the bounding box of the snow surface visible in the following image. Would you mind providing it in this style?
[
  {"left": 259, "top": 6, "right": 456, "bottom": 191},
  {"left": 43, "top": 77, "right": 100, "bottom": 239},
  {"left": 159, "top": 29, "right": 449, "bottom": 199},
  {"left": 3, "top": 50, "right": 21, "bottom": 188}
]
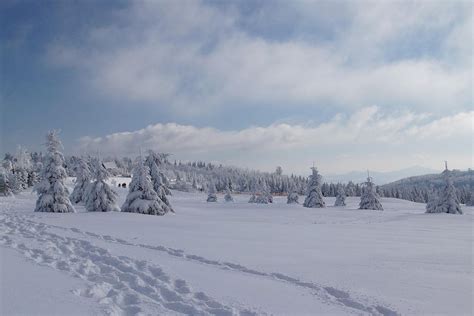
[{"left": 0, "top": 178, "right": 472, "bottom": 315}]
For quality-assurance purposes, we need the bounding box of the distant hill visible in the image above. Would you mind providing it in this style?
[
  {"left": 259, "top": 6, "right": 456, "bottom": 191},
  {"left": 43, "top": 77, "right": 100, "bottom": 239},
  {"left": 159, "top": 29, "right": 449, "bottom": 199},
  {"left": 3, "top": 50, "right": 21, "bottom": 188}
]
[
  {"left": 378, "top": 169, "right": 473, "bottom": 204},
  {"left": 381, "top": 169, "right": 473, "bottom": 190},
  {"left": 323, "top": 166, "right": 439, "bottom": 185}
]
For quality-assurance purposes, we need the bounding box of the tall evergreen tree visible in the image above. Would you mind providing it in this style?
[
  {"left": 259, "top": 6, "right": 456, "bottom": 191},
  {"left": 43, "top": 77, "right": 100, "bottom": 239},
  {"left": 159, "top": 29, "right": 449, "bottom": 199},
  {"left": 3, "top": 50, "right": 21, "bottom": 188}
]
[
  {"left": 122, "top": 157, "right": 170, "bottom": 215},
  {"left": 359, "top": 173, "right": 383, "bottom": 211},
  {"left": 34, "top": 131, "right": 75, "bottom": 213},
  {"left": 85, "top": 158, "right": 120, "bottom": 212},
  {"left": 145, "top": 151, "right": 173, "bottom": 211},
  {"left": 426, "top": 164, "right": 462, "bottom": 214},
  {"left": 466, "top": 192, "right": 474, "bottom": 207},
  {"left": 0, "top": 168, "right": 13, "bottom": 196},
  {"left": 303, "top": 167, "right": 325, "bottom": 208},
  {"left": 70, "top": 157, "right": 92, "bottom": 203}
]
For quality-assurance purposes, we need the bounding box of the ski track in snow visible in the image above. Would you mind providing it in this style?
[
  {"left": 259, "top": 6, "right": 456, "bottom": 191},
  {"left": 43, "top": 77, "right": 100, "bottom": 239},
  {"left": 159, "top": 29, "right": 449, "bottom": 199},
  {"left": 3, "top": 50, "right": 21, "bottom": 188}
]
[
  {"left": 0, "top": 210, "right": 258, "bottom": 316},
  {"left": 0, "top": 206, "right": 400, "bottom": 316}
]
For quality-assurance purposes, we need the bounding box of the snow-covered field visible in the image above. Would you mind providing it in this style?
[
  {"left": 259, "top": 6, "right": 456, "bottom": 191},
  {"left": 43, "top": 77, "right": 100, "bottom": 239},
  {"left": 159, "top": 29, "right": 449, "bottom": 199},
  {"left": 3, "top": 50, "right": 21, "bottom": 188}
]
[{"left": 1, "top": 179, "right": 472, "bottom": 316}]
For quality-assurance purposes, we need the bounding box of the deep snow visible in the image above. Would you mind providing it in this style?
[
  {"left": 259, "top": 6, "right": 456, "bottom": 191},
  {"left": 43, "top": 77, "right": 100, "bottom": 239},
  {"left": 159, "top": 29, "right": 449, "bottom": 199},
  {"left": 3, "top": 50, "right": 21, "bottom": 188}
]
[{"left": 0, "top": 179, "right": 472, "bottom": 315}]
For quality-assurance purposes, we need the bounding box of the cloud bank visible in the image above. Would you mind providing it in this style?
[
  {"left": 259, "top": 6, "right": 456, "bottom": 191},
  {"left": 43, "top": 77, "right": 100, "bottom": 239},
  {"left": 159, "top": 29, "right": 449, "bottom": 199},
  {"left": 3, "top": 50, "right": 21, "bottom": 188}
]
[{"left": 78, "top": 107, "right": 473, "bottom": 174}]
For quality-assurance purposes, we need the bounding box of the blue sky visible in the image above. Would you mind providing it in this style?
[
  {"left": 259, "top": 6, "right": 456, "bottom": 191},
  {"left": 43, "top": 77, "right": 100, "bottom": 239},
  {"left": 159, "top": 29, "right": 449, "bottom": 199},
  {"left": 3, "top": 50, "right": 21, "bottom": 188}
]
[{"left": 1, "top": 0, "right": 472, "bottom": 174}]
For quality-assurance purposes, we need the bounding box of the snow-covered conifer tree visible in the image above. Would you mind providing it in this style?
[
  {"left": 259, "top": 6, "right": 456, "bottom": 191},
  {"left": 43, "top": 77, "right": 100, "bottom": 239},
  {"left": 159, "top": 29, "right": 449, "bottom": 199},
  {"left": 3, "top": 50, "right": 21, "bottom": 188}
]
[
  {"left": 122, "top": 157, "right": 171, "bottom": 215},
  {"left": 426, "top": 164, "right": 462, "bottom": 214},
  {"left": 334, "top": 185, "right": 346, "bottom": 207},
  {"left": 287, "top": 183, "right": 299, "bottom": 204},
  {"left": 303, "top": 167, "right": 325, "bottom": 208},
  {"left": 224, "top": 185, "right": 234, "bottom": 202},
  {"left": 70, "top": 157, "right": 92, "bottom": 204},
  {"left": 466, "top": 169, "right": 474, "bottom": 206},
  {"left": 207, "top": 182, "right": 217, "bottom": 202},
  {"left": 248, "top": 194, "right": 256, "bottom": 203},
  {"left": 145, "top": 151, "right": 173, "bottom": 211},
  {"left": 254, "top": 179, "right": 272, "bottom": 204},
  {"left": 359, "top": 174, "right": 383, "bottom": 211},
  {"left": 85, "top": 158, "right": 120, "bottom": 212},
  {"left": 0, "top": 168, "right": 13, "bottom": 196},
  {"left": 466, "top": 192, "right": 474, "bottom": 206},
  {"left": 34, "top": 131, "right": 75, "bottom": 213}
]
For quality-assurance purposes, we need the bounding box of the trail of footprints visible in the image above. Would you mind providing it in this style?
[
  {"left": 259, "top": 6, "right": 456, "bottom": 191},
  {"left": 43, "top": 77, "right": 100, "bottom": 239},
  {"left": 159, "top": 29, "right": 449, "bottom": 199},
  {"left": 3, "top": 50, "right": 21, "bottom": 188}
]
[
  {"left": 0, "top": 211, "right": 399, "bottom": 316},
  {"left": 0, "top": 213, "right": 256, "bottom": 316}
]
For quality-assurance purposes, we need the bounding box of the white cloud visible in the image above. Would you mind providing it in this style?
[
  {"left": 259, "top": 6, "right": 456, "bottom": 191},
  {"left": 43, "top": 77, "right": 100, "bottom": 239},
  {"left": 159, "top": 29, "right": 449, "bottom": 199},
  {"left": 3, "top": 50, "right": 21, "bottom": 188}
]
[
  {"left": 47, "top": 0, "right": 472, "bottom": 115},
  {"left": 77, "top": 108, "right": 473, "bottom": 174}
]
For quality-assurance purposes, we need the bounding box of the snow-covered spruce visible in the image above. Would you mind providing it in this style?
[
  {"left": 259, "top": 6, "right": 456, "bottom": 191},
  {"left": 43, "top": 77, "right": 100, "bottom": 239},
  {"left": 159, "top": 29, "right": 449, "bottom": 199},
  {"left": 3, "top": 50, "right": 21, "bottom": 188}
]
[
  {"left": 70, "top": 157, "right": 91, "bottom": 204},
  {"left": 34, "top": 131, "right": 75, "bottom": 213},
  {"left": 207, "top": 182, "right": 218, "bottom": 202},
  {"left": 287, "top": 191, "right": 299, "bottom": 204},
  {"left": 426, "top": 167, "right": 462, "bottom": 214},
  {"left": 248, "top": 193, "right": 256, "bottom": 203},
  {"left": 145, "top": 151, "right": 174, "bottom": 212},
  {"left": 255, "top": 179, "right": 273, "bottom": 204},
  {"left": 359, "top": 176, "right": 383, "bottom": 211},
  {"left": 303, "top": 167, "right": 325, "bottom": 208},
  {"left": 0, "top": 169, "right": 13, "bottom": 196},
  {"left": 287, "top": 183, "right": 299, "bottom": 204},
  {"left": 334, "top": 185, "right": 346, "bottom": 207},
  {"left": 122, "top": 158, "right": 171, "bottom": 215},
  {"left": 466, "top": 192, "right": 474, "bottom": 207},
  {"left": 425, "top": 189, "right": 438, "bottom": 212},
  {"left": 85, "top": 158, "right": 120, "bottom": 212},
  {"left": 224, "top": 186, "right": 234, "bottom": 202}
]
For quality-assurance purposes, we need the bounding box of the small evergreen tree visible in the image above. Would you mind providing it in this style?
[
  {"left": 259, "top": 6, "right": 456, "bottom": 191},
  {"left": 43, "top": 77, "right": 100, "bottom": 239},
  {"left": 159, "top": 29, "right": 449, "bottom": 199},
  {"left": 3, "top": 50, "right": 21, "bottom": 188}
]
[
  {"left": 224, "top": 185, "right": 234, "bottom": 202},
  {"left": 248, "top": 194, "right": 256, "bottom": 203},
  {"left": 287, "top": 183, "right": 299, "bottom": 204},
  {"left": 426, "top": 165, "right": 462, "bottom": 214},
  {"left": 207, "top": 182, "right": 217, "bottom": 202},
  {"left": 34, "top": 131, "right": 75, "bottom": 213},
  {"left": 303, "top": 167, "right": 325, "bottom": 208},
  {"left": 359, "top": 174, "right": 383, "bottom": 211},
  {"left": 85, "top": 158, "right": 120, "bottom": 212},
  {"left": 255, "top": 179, "right": 272, "bottom": 204},
  {"left": 70, "top": 157, "right": 92, "bottom": 204},
  {"left": 122, "top": 157, "right": 170, "bottom": 215},
  {"left": 334, "top": 185, "right": 346, "bottom": 207}
]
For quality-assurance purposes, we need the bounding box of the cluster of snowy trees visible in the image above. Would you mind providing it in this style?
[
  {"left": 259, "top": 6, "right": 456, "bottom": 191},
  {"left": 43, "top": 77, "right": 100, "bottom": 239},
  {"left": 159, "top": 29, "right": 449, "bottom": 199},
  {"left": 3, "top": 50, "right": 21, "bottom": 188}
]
[
  {"left": 12, "top": 131, "right": 173, "bottom": 216},
  {"left": 298, "top": 167, "right": 383, "bottom": 211},
  {"left": 0, "top": 146, "right": 42, "bottom": 196},
  {"left": 2, "top": 135, "right": 471, "bottom": 217}
]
